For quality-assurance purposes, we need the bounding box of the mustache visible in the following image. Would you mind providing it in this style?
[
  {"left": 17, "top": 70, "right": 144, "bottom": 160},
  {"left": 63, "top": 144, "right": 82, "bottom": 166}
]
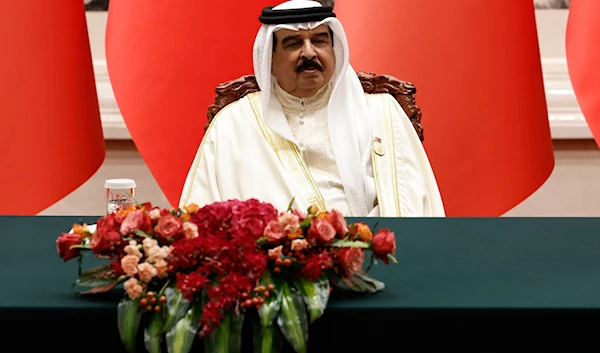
[{"left": 296, "top": 59, "right": 323, "bottom": 72}]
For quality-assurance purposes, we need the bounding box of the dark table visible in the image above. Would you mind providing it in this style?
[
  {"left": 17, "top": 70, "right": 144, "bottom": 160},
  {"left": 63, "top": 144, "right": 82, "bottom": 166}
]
[{"left": 2, "top": 216, "right": 600, "bottom": 352}]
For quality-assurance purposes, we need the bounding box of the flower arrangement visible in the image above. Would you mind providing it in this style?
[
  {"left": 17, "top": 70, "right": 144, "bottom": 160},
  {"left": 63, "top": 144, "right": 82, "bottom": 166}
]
[{"left": 56, "top": 199, "right": 397, "bottom": 353}]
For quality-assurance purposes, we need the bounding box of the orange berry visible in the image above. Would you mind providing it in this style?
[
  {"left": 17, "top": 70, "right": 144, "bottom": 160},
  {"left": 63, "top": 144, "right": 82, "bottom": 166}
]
[
  {"left": 283, "top": 259, "right": 292, "bottom": 266},
  {"left": 267, "top": 284, "right": 275, "bottom": 291},
  {"left": 263, "top": 291, "right": 270, "bottom": 298},
  {"left": 154, "top": 306, "right": 160, "bottom": 312},
  {"left": 274, "top": 267, "right": 281, "bottom": 273},
  {"left": 140, "top": 298, "right": 148, "bottom": 306},
  {"left": 146, "top": 305, "right": 153, "bottom": 311},
  {"left": 159, "top": 296, "right": 167, "bottom": 303}
]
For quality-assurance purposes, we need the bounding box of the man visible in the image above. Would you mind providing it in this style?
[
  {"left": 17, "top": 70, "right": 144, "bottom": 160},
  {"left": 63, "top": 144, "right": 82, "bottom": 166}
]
[{"left": 179, "top": 0, "right": 445, "bottom": 217}]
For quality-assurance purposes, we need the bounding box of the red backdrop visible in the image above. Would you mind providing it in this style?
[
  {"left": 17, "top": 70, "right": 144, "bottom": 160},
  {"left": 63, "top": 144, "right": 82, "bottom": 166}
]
[
  {"left": 567, "top": 0, "right": 600, "bottom": 148},
  {"left": 336, "top": 0, "right": 555, "bottom": 216},
  {"left": 0, "top": 2, "right": 105, "bottom": 215},
  {"left": 106, "top": 0, "right": 275, "bottom": 207}
]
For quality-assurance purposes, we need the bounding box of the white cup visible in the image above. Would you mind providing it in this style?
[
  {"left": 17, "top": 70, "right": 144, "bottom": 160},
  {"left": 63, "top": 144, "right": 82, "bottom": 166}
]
[{"left": 105, "top": 179, "right": 136, "bottom": 214}]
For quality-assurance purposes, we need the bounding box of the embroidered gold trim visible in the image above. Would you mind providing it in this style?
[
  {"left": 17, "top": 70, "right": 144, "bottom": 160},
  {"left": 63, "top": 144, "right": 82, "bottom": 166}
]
[
  {"left": 383, "top": 96, "right": 401, "bottom": 214},
  {"left": 369, "top": 94, "right": 401, "bottom": 216},
  {"left": 248, "top": 93, "right": 328, "bottom": 212}
]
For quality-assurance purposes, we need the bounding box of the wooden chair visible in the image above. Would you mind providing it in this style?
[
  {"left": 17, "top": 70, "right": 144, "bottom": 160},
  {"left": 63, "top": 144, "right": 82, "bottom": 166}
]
[{"left": 206, "top": 72, "right": 425, "bottom": 142}]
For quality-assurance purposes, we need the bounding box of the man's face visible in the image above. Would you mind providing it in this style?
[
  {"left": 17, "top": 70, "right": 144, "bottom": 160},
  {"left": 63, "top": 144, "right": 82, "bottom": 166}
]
[{"left": 271, "top": 24, "right": 335, "bottom": 98}]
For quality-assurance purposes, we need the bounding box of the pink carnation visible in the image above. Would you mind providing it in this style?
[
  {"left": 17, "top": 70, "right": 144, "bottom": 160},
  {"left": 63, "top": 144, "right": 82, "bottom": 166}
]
[{"left": 123, "top": 278, "right": 143, "bottom": 300}]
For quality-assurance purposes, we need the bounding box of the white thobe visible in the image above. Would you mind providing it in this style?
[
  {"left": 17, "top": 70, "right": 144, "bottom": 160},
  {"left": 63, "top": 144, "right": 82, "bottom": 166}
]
[
  {"left": 273, "top": 82, "right": 353, "bottom": 216},
  {"left": 179, "top": 89, "right": 445, "bottom": 217}
]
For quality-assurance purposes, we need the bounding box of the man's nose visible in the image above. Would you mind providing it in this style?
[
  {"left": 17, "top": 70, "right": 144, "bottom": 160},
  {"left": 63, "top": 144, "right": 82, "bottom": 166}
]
[{"left": 300, "top": 40, "right": 317, "bottom": 60}]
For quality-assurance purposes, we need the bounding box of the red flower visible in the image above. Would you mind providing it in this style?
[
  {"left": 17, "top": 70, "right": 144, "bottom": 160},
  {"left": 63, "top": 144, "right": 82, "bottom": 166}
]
[
  {"left": 109, "top": 261, "right": 126, "bottom": 277},
  {"left": 307, "top": 218, "right": 336, "bottom": 244},
  {"left": 176, "top": 271, "right": 208, "bottom": 300},
  {"left": 336, "top": 248, "right": 365, "bottom": 278},
  {"left": 155, "top": 214, "right": 183, "bottom": 241},
  {"left": 119, "top": 209, "right": 152, "bottom": 235},
  {"left": 372, "top": 229, "right": 396, "bottom": 264},
  {"left": 264, "top": 220, "right": 285, "bottom": 243},
  {"left": 190, "top": 200, "right": 236, "bottom": 234},
  {"left": 236, "top": 251, "right": 267, "bottom": 281},
  {"left": 329, "top": 209, "right": 349, "bottom": 238},
  {"left": 139, "top": 202, "right": 153, "bottom": 211},
  {"left": 56, "top": 233, "right": 82, "bottom": 261},
  {"left": 90, "top": 213, "right": 125, "bottom": 256},
  {"left": 231, "top": 199, "right": 278, "bottom": 239},
  {"left": 300, "top": 252, "right": 333, "bottom": 281}
]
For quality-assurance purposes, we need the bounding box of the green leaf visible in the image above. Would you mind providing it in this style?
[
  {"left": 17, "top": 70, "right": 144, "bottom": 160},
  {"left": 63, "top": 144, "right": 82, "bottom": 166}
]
[
  {"left": 134, "top": 229, "right": 150, "bottom": 238},
  {"left": 387, "top": 254, "right": 398, "bottom": 264},
  {"left": 331, "top": 240, "right": 370, "bottom": 248},
  {"left": 162, "top": 287, "right": 191, "bottom": 333},
  {"left": 204, "top": 311, "right": 245, "bottom": 353},
  {"left": 166, "top": 301, "right": 202, "bottom": 353},
  {"left": 276, "top": 280, "right": 309, "bottom": 353},
  {"left": 257, "top": 271, "right": 281, "bottom": 327},
  {"left": 293, "top": 276, "right": 330, "bottom": 324},
  {"left": 299, "top": 217, "right": 311, "bottom": 229},
  {"left": 75, "top": 263, "right": 116, "bottom": 287},
  {"left": 255, "top": 237, "right": 268, "bottom": 246},
  {"left": 144, "top": 310, "right": 165, "bottom": 353},
  {"left": 252, "top": 320, "right": 284, "bottom": 353},
  {"left": 228, "top": 312, "right": 245, "bottom": 353},
  {"left": 68, "top": 244, "right": 91, "bottom": 250},
  {"left": 286, "top": 197, "right": 296, "bottom": 212},
  {"left": 117, "top": 297, "right": 142, "bottom": 353},
  {"left": 341, "top": 272, "right": 386, "bottom": 293}
]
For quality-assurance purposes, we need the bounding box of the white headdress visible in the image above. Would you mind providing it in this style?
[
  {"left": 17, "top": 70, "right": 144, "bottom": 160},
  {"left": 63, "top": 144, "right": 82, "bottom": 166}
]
[{"left": 252, "top": 0, "right": 376, "bottom": 216}]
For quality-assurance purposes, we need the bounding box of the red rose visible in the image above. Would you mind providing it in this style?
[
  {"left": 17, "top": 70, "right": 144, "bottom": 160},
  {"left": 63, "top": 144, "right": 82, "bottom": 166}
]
[
  {"left": 231, "top": 199, "right": 278, "bottom": 239},
  {"left": 119, "top": 209, "right": 152, "bottom": 235},
  {"left": 264, "top": 220, "right": 285, "bottom": 243},
  {"left": 90, "top": 228, "right": 123, "bottom": 256},
  {"left": 337, "top": 247, "right": 365, "bottom": 278},
  {"left": 329, "top": 209, "right": 349, "bottom": 238},
  {"left": 97, "top": 213, "right": 123, "bottom": 232},
  {"left": 91, "top": 213, "right": 125, "bottom": 256},
  {"left": 139, "top": 202, "right": 153, "bottom": 211},
  {"left": 372, "top": 229, "right": 396, "bottom": 264},
  {"left": 307, "top": 218, "right": 336, "bottom": 244},
  {"left": 56, "top": 233, "right": 82, "bottom": 261},
  {"left": 155, "top": 214, "right": 183, "bottom": 240}
]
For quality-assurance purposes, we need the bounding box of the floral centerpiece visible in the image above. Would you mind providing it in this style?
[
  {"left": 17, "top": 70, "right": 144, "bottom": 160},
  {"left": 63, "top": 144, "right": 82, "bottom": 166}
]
[{"left": 56, "top": 199, "right": 397, "bottom": 353}]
